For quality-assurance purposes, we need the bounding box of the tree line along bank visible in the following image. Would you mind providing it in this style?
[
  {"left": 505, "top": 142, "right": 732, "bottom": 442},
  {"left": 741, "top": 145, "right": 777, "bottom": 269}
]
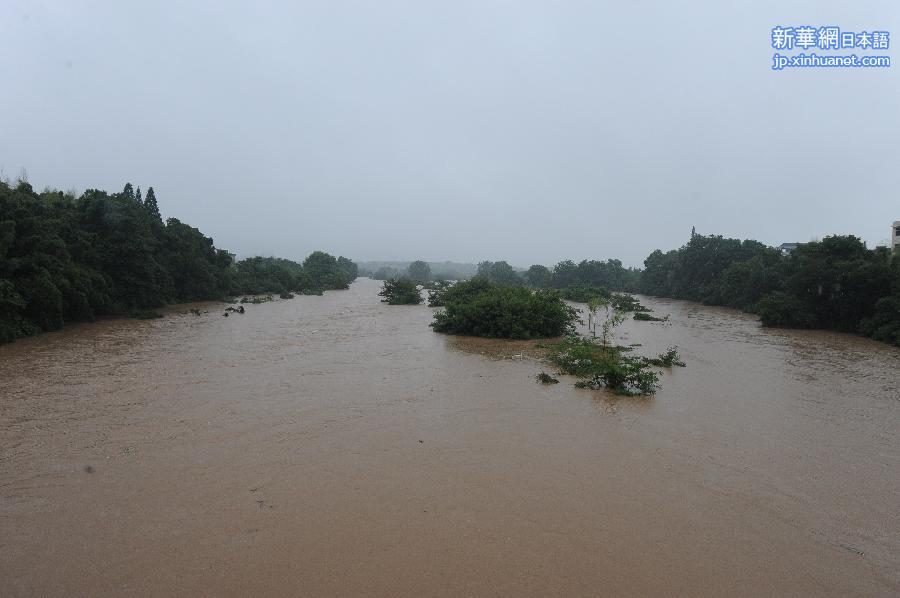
[{"left": 0, "top": 180, "right": 357, "bottom": 343}]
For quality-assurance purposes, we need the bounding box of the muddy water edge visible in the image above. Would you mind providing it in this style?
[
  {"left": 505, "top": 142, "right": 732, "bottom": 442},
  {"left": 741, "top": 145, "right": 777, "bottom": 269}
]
[{"left": 1, "top": 277, "right": 898, "bottom": 597}]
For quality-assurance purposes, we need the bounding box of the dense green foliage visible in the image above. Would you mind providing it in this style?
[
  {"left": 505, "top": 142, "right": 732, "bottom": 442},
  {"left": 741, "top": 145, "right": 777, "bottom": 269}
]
[
  {"left": 302, "top": 252, "right": 358, "bottom": 291},
  {"left": 0, "top": 180, "right": 357, "bottom": 343},
  {"left": 232, "top": 257, "right": 305, "bottom": 295},
  {"left": 431, "top": 277, "right": 577, "bottom": 339},
  {"left": 860, "top": 293, "right": 900, "bottom": 345},
  {"left": 378, "top": 278, "right": 423, "bottom": 305},
  {"left": 640, "top": 234, "right": 784, "bottom": 309},
  {"left": 232, "top": 253, "right": 355, "bottom": 296},
  {"left": 638, "top": 232, "right": 900, "bottom": 345},
  {"left": 757, "top": 238, "right": 892, "bottom": 332}
]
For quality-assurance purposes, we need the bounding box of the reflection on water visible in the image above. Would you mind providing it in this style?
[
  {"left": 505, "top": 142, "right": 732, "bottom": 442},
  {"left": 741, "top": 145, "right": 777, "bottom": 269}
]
[{"left": 1, "top": 278, "right": 898, "bottom": 597}]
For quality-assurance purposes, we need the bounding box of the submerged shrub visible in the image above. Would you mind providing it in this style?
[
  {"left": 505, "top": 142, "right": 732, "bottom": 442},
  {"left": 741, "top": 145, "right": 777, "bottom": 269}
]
[
  {"left": 132, "top": 310, "right": 163, "bottom": 320},
  {"left": 643, "top": 346, "right": 686, "bottom": 367},
  {"left": 633, "top": 312, "right": 667, "bottom": 322},
  {"left": 379, "top": 278, "right": 423, "bottom": 305},
  {"left": 609, "top": 293, "right": 649, "bottom": 312},
  {"left": 559, "top": 285, "right": 647, "bottom": 312},
  {"left": 240, "top": 295, "right": 274, "bottom": 304},
  {"left": 425, "top": 280, "right": 454, "bottom": 307},
  {"left": 431, "top": 278, "right": 578, "bottom": 339},
  {"left": 548, "top": 335, "right": 660, "bottom": 396},
  {"left": 535, "top": 371, "right": 559, "bottom": 384}
]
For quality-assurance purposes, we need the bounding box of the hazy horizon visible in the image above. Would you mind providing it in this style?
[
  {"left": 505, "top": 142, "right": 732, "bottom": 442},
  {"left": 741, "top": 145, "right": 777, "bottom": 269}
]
[{"left": 2, "top": 1, "right": 898, "bottom": 268}]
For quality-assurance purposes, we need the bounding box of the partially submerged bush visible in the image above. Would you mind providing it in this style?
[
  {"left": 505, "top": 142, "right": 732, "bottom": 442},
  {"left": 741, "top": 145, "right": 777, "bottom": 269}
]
[
  {"left": 132, "top": 310, "right": 163, "bottom": 320},
  {"left": 633, "top": 312, "right": 667, "bottom": 322},
  {"left": 431, "top": 277, "right": 578, "bottom": 339},
  {"left": 610, "top": 293, "right": 649, "bottom": 312},
  {"left": 379, "top": 278, "right": 423, "bottom": 305},
  {"left": 425, "top": 280, "right": 454, "bottom": 307},
  {"left": 549, "top": 335, "right": 659, "bottom": 395},
  {"left": 241, "top": 295, "right": 274, "bottom": 304},
  {"left": 584, "top": 296, "right": 626, "bottom": 346},
  {"left": 643, "top": 346, "right": 686, "bottom": 367},
  {"left": 559, "top": 285, "right": 647, "bottom": 312},
  {"left": 536, "top": 371, "right": 559, "bottom": 384}
]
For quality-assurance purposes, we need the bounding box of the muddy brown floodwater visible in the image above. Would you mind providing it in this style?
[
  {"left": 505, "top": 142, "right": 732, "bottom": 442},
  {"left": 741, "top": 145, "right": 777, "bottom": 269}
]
[{"left": 1, "top": 278, "right": 899, "bottom": 597}]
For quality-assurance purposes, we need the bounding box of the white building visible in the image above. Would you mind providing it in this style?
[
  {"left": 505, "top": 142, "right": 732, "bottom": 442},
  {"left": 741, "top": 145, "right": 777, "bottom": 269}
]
[{"left": 893, "top": 221, "right": 900, "bottom": 254}]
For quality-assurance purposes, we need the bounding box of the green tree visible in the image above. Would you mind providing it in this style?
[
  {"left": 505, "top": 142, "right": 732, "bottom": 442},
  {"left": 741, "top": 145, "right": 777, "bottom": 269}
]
[
  {"left": 524, "top": 264, "right": 551, "bottom": 287},
  {"left": 550, "top": 260, "right": 578, "bottom": 288},
  {"left": 337, "top": 256, "right": 359, "bottom": 283},
  {"left": 760, "top": 236, "right": 892, "bottom": 331},
  {"left": 431, "top": 278, "right": 577, "bottom": 339},
  {"left": 407, "top": 260, "right": 431, "bottom": 283},
  {"left": 477, "top": 260, "right": 522, "bottom": 285},
  {"left": 379, "top": 278, "right": 422, "bottom": 305},
  {"left": 162, "top": 218, "right": 233, "bottom": 300},
  {"left": 144, "top": 186, "right": 161, "bottom": 222},
  {"left": 372, "top": 266, "right": 401, "bottom": 280},
  {"left": 303, "top": 251, "right": 341, "bottom": 289},
  {"left": 639, "top": 234, "right": 780, "bottom": 303},
  {"left": 718, "top": 253, "right": 783, "bottom": 311}
]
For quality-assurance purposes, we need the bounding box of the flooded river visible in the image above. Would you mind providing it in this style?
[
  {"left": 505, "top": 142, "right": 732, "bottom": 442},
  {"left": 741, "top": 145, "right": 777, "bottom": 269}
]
[{"left": 1, "top": 277, "right": 898, "bottom": 597}]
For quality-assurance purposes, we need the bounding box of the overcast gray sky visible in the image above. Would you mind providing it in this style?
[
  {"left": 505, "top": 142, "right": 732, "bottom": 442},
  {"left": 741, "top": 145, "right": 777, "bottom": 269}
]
[{"left": 2, "top": 1, "right": 898, "bottom": 267}]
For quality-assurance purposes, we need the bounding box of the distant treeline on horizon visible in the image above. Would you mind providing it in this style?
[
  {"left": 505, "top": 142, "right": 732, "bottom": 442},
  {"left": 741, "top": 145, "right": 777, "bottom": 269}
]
[
  {"left": 0, "top": 179, "right": 357, "bottom": 343},
  {"left": 358, "top": 261, "right": 479, "bottom": 281}
]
